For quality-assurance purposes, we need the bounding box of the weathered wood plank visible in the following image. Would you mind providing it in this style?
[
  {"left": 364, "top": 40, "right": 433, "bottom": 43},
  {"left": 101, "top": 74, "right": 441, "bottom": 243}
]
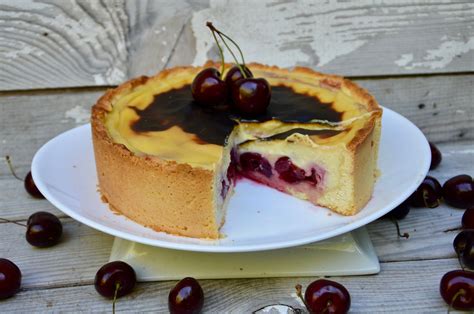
[
  {"left": 0, "top": 258, "right": 459, "bottom": 312},
  {"left": 2, "top": 0, "right": 474, "bottom": 90},
  {"left": 170, "top": 0, "right": 474, "bottom": 77},
  {"left": 0, "top": 0, "right": 129, "bottom": 90},
  {"left": 0, "top": 218, "right": 113, "bottom": 289},
  {"left": 358, "top": 75, "right": 474, "bottom": 143},
  {"left": 125, "top": 0, "right": 208, "bottom": 78},
  {"left": 0, "top": 0, "right": 207, "bottom": 90},
  {"left": 0, "top": 88, "right": 107, "bottom": 219},
  {"left": 368, "top": 141, "right": 473, "bottom": 262}
]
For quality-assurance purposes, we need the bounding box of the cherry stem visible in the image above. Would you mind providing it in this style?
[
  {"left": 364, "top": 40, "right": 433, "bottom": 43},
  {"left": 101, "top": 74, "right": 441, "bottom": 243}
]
[
  {"left": 456, "top": 252, "right": 465, "bottom": 271},
  {"left": 207, "top": 23, "right": 225, "bottom": 78},
  {"left": 448, "top": 289, "right": 465, "bottom": 313},
  {"left": 391, "top": 218, "right": 409, "bottom": 239},
  {"left": 295, "top": 284, "right": 310, "bottom": 312},
  {"left": 113, "top": 282, "right": 120, "bottom": 314},
  {"left": 443, "top": 226, "right": 461, "bottom": 233},
  {"left": 5, "top": 156, "right": 23, "bottom": 181},
  {"left": 206, "top": 22, "right": 248, "bottom": 79},
  {"left": 0, "top": 217, "right": 27, "bottom": 227}
]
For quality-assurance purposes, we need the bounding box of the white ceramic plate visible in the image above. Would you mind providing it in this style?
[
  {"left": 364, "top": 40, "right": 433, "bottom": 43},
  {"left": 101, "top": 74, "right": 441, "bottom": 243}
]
[{"left": 32, "top": 107, "right": 430, "bottom": 253}]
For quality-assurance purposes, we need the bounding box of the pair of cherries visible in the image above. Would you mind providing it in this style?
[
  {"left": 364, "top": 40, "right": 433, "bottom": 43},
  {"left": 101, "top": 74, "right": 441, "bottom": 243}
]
[
  {"left": 192, "top": 65, "right": 270, "bottom": 117},
  {"left": 191, "top": 22, "right": 271, "bottom": 116},
  {"left": 95, "top": 261, "right": 203, "bottom": 314}
]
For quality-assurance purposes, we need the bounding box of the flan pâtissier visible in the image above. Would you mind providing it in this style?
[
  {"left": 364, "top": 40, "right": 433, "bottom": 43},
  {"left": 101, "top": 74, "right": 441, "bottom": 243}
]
[{"left": 91, "top": 63, "right": 382, "bottom": 239}]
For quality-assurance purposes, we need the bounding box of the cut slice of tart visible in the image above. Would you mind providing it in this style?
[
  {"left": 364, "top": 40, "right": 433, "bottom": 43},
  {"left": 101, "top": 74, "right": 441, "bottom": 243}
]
[{"left": 91, "top": 63, "right": 382, "bottom": 239}]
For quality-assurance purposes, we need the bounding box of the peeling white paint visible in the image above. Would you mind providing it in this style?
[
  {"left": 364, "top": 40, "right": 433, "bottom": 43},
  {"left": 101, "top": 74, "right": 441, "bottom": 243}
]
[
  {"left": 397, "top": 36, "right": 474, "bottom": 70},
  {"left": 93, "top": 74, "right": 106, "bottom": 85},
  {"left": 105, "top": 67, "right": 126, "bottom": 84},
  {"left": 191, "top": 0, "right": 473, "bottom": 69},
  {"left": 395, "top": 53, "right": 414, "bottom": 67},
  {"left": 64, "top": 105, "right": 90, "bottom": 124}
]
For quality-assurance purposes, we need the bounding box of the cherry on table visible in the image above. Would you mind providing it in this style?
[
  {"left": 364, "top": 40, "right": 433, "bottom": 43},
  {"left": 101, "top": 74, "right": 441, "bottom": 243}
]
[
  {"left": 383, "top": 200, "right": 410, "bottom": 220},
  {"left": 299, "top": 279, "right": 351, "bottom": 314},
  {"left": 224, "top": 65, "right": 253, "bottom": 88},
  {"left": 26, "top": 211, "right": 63, "bottom": 248},
  {"left": 443, "top": 175, "right": 474, "bottom": 209},
  {"left": 231, "top": 78, "right": 271, "bottom": 116},
  {"left": 5, "top": 156, "right": 44, "bottom": 199},
  {"left": 429, "top": 142, "right": 442, "bottom": 170},
  {"left": 191, "top": 68, "right": 228, "bottom": 107},
  {"left": 453, "top": 230, "right": 474, "bottom": 269},
  {"left": 462, "top": 207, "right": 474, "bottom": 229},
  {"left": 409, "top": 176, "right": 442, "bottom": 208},
  {"left": 453, "top": 230, "right": 474, "bottom": 255},
  {"left": 24, "top": 172, "right": 45, "bottom": 199},
  {"left": 168, "top": 277, "right": 204, "bottom": 314},
  {"left": 0, "top": 258, "right": 22, "bottom": 300},
  {"left": 440, "top": 270, "right": 474, "bottom": 311},
  {"left": 94, "top": 261, "right": 136, "bottom": 299}
]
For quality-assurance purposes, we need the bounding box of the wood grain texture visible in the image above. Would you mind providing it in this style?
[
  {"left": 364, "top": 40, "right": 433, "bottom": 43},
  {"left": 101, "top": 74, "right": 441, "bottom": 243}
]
[
  {"left": 0, "top": 88, "right": 107, "bottom": 219},
  {"left": 174, "top": 0, "right": 474, "bottom": 77},
  {"left": 2, "top": 0, "right": 474, "bottom": 90},
  {"left": 0, "top": 258, "right": 459, "bottom": 313},
  {"left": 357, "top": 75, "right": 474, "bottom": 143},
  {"left": 0, "top": 218, "right": 113, "bottom": 289},
  {"left": 0, "top": 0, "right": 130, "bottom": 90},
  {"left": 125, "top": 0, "right": 208, "bottom": 78}
]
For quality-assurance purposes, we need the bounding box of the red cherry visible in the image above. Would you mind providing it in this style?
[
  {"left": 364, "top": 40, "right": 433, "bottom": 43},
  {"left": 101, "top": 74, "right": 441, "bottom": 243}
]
[
  {"left": 0, "top": 258, "right": 21, "bottom": 300},
  {"left": 443, "top": 175, "right": 474, "bottom": 209},
  {"left": 304, "top": 279, "right": 351, "bottom": 314},
  {"left": 462, "top": 208, "right": 474, "bottom": 229},
  {"left": 224, "top": 65, "right": 253, "bottom": 88},
  {"left": 168, "top": 277, "right": 204, "bottom": 314},
  {"left": 24, "top": 172, "right": 45, "bottom": 199},
  {"left": 94, "top": 261, "right": 136, "bottom": 299},
  {"left": 274, "top": 157, "right": 306, "bottom": 183},
  {"left": 409, "top": 176, "right": 442, "bottom": 208},
  {"left": 191, "top": 68, "right": 228, "bottom": 107},
  {"left": 26, "top": 211, "right": 63, "bottom": 248},
  {"left": 239, "top": 152, "right": 272, "bottom": 178},
  {"left": 429, "top": 142, "right": 442, "bottom": 170},
  {"left": 231, "top": 78, "right": 271, "bottom": 116},
  {"left": 440, "top": 270, "right": 474, "bottom": 310},
  {"left": 384, "top": 200, "right": 410, "bottom": 220}
]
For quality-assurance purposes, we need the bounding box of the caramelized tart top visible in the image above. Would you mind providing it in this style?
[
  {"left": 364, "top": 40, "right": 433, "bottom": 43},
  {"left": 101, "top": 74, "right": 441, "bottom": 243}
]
[{"left": 94, "top": 63, "right": 381, "bottom": 169}]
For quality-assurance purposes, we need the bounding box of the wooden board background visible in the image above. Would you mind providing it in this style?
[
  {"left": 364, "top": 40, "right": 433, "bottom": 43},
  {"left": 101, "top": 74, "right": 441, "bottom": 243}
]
[
  {"left": 0, "top": 0, "right": 473, "bottom": 312},
  {"left": 1, "top": 0, "right": 473, "bottom": 90}
]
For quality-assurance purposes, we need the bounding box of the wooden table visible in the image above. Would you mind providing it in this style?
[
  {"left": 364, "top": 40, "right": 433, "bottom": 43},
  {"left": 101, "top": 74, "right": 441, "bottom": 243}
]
[{"left": 0, "top": 1, "right": 473, "bottom": 312}]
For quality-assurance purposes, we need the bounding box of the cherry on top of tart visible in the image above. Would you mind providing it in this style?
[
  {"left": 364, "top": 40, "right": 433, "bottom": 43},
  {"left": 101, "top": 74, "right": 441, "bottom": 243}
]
[{"left": 191, "top": 22, "right": 272, "bottom": 116}]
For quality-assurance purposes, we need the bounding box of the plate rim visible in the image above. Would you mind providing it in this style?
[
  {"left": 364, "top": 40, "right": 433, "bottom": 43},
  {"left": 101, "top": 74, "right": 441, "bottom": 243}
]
[{"left": 32, "top": 107, "right": 430, "bottom": 253}]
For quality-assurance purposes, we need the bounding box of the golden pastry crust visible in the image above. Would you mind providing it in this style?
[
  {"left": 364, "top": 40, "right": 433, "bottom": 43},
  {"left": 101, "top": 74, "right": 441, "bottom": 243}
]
[{"left": 91, "top": 62, "right": 382, "bottom": 238}]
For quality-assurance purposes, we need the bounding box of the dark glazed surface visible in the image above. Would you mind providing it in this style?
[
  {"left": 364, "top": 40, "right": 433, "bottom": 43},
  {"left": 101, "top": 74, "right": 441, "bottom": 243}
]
[{"left": 131, "top": 84, "right": 342, "bottom": 145}]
